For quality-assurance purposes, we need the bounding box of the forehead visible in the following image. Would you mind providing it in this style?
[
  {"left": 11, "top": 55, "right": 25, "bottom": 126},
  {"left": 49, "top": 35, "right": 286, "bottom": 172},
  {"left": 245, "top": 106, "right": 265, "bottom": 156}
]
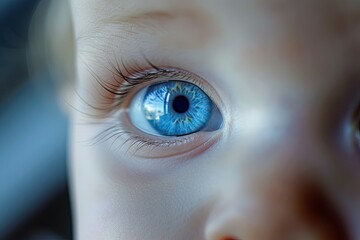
[
  {"left": 70, "top": 0, "right": 359, "bottom": 23},
  {"left": 70, "top": 0, "right": 359, "bottom": 91},
  {"left": 70, "top": 0, "right": 357, "bottom": 53},
  {"left": 70, "top": 0, "right": 358, "bottom": 54}
]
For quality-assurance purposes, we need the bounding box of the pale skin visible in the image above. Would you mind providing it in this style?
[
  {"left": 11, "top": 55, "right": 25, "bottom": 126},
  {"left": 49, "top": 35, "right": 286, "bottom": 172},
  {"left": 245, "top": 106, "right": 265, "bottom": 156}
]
[{"left": 68, "top": 0, "right": 360, "bottom": 239}]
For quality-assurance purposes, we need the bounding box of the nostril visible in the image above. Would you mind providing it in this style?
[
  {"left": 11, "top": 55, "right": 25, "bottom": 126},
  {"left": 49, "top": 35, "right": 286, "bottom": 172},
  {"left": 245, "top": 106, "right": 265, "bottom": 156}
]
[{"left": 221, "top": 237, "right": 240, "bottom": 240}]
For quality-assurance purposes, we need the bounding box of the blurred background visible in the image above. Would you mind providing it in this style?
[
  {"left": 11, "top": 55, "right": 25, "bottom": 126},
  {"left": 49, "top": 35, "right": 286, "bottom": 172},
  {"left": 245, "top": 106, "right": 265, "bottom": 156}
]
[{"left": 0, "top": 0, "right": 72, "bottom": 239}]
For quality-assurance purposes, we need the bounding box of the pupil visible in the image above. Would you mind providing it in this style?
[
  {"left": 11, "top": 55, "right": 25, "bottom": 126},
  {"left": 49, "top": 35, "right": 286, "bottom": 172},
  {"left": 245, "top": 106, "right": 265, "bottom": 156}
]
[{"left": 172, "top": 95, "right": 190, "bottom": 114}]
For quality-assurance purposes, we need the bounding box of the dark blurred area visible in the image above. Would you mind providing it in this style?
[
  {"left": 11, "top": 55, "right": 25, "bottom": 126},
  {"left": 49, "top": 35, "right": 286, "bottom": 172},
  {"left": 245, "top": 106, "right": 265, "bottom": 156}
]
[{"left": 0, "top": 0, "right": 72, "bottom": 239}]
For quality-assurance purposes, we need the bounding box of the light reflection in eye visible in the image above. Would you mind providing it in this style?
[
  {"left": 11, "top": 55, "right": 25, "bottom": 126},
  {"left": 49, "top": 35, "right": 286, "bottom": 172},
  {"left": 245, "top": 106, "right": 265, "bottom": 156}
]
[
  {"left": 143, "top": 84, "right": 170, "bottom": 121},
  {"left": 129, "top": 81, "right": 223, "bottom": 136}
]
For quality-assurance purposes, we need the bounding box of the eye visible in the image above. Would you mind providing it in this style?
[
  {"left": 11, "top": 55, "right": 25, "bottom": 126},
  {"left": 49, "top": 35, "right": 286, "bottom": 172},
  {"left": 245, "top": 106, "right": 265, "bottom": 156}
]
[{"left": 128, "top": 80, "right": 223, "bottom": 136}]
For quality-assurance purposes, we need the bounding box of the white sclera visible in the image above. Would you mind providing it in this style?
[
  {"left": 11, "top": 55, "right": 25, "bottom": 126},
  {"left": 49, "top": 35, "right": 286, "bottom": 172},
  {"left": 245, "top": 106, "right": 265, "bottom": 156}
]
[{"left": 128, "top": 86, "right": 162, "bottom": 135}]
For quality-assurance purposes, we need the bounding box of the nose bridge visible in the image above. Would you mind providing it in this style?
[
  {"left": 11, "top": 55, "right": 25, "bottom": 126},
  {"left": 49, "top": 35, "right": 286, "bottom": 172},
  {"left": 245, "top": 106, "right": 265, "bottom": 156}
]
[
  {"left": 230, "top": 84, "right": 316, "bottom": 154},
  {"left": 226, "top": 97, "right": 317, "bottom": 178}
]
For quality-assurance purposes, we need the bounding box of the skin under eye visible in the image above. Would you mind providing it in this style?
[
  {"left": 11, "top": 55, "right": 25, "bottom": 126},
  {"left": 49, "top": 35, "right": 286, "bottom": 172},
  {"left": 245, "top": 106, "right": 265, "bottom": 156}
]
[{"left": 129, "top": 81, "right": 222, "bottom": 136}]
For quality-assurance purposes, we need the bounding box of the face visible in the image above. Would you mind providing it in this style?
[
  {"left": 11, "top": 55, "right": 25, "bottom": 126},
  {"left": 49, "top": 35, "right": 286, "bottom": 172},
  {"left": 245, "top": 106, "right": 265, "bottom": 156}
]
[{"left": 69, "top": 0, "right": 360, "bottom": 239}]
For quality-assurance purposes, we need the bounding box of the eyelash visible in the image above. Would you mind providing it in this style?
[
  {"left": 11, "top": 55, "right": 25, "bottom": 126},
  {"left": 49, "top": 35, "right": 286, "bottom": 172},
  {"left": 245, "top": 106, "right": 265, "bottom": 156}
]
[
  {"left": 88, "top": 58, "right": 205, "bottom": 115},
  {"left": 81, "top": 58, "right": 216, "bottom": 154}
]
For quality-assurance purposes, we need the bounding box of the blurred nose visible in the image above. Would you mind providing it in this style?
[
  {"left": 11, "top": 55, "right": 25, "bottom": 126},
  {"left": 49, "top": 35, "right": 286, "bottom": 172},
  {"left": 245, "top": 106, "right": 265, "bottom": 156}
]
[
  {"left": 205, "top": 132, "right": 351, "bottom": 240},
  {"left": 205, "top": 169, "right": 350, "bottom": 240}
]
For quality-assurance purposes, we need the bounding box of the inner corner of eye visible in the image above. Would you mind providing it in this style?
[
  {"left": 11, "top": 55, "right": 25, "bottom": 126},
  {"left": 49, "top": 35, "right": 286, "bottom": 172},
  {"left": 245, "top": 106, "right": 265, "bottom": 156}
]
[{"left": 127, "top": 80, "right": 223, "bottom": 137}]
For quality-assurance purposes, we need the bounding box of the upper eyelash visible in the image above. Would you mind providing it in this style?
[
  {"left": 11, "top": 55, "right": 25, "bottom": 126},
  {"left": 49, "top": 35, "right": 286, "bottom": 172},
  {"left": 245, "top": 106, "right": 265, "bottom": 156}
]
[
  {"left": 77, "top": 57, "right": 181, "bottom": 119},
  {"left": 86, "top": 57, "right": 201, "bottom": 117},
  {"left": 83, "top": 56, "right": 210, "bottom": 123}
]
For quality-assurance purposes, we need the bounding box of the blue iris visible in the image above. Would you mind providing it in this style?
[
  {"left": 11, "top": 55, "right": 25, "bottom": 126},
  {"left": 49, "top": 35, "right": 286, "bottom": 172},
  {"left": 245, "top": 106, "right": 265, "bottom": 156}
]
[{"left": 142, "top": 81, "right": 213, "bottom": 136}]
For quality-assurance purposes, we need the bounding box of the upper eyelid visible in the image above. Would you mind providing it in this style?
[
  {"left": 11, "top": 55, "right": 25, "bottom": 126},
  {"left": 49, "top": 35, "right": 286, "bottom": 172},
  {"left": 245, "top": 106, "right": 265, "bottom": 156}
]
[
  {"left": 109, "top": 67, "right": 207, "bottom": 106},
  {"left": 101, "top": 62, "right": 195, "bottom": 95},
  {"left": 85, "top": 59, "right": 211, "bottom": 117}
]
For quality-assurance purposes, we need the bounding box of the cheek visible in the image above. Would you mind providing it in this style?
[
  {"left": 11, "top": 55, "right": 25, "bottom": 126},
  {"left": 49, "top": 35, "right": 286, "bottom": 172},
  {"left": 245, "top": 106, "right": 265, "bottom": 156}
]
[{"left": 70, "top": 118, "right": 225, "bottom": 239}]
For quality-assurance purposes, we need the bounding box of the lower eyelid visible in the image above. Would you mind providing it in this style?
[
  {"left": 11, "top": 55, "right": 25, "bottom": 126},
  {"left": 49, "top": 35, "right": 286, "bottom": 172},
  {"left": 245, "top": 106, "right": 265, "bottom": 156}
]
[
  {"left": 94, "top": 111, "right": 222, "bottom": 159},
  {"left": 122, "top": 131, "right": 221, "bottom": 159}
]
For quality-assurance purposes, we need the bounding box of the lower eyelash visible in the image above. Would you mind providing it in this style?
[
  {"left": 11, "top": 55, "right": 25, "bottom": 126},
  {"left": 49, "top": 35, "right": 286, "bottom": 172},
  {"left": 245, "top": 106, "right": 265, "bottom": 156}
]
[
  {"left": 89, "top": 121, "right": 194, "bottom": 155},
  {"left": 89, "top": 125, "right": 151, "bottom": 155}
]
